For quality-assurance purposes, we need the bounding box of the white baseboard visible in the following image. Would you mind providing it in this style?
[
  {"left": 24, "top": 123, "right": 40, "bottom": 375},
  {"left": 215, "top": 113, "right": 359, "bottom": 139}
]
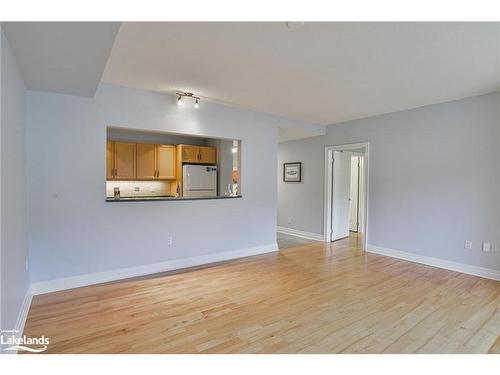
[
  {"left": 30, "top": 243, "right": 279, "bottom": 295},
  {"left": 2, "top": 289, "right": 33, "bottom": 354},
  {"left": 277, "top": 226, "right": 324, "bottom": 241},
  {"left": 17, "top": 289, "right": 33, "bottom": 330},
  {"left": 366, "top": 245, "right": 500, "bottom": 281}
]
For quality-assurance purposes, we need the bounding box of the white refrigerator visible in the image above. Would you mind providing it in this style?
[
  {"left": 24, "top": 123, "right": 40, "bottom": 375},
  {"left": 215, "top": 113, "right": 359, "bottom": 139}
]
[{"left": 182, "top": 165, "right": 217, "bottom": 198}]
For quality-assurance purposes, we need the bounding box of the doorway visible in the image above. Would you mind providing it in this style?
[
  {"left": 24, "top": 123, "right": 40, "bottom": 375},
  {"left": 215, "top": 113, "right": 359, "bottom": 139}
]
[{"left": 324, "top": 143, "right": 369, "bottom": 249}]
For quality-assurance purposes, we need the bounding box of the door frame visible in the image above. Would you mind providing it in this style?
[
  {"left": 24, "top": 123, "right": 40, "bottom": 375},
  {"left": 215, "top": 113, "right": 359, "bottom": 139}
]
[
  {"left": 323, "top": 142, "right": 370, "bottom": 250},
  {"left": 348, "top": 153, "right": 362, "bottom": 233}
]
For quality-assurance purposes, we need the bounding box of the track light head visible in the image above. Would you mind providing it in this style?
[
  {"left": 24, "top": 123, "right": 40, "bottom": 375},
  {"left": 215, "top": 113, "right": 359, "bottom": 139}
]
[{"left": 176, "top": 91, "right": 200, "bottom": 108}]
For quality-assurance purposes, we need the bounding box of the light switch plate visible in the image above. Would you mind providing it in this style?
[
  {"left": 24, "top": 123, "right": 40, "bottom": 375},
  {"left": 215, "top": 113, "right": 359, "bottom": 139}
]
[
  {"left": 464, "top": 240, "right": 472, "bottom": 249},
  {"left": 482, "top": 242, "right": 491, "bottom": 252}
]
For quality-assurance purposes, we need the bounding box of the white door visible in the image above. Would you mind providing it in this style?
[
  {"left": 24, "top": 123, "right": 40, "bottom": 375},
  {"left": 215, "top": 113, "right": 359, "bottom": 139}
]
[
  {"left": 331, "top": 151, "right": 351, "bottom": 241},
  {"left": 349, "top": 156, "right": 359, "bottom": 232}
]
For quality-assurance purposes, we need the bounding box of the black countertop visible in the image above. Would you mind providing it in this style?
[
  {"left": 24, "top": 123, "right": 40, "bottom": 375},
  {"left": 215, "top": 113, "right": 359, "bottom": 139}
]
[{"left": 105, "top": 195, "right": 242, "bottom": 202}]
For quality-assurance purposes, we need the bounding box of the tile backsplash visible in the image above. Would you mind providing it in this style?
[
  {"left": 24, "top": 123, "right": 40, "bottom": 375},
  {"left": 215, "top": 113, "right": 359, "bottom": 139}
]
[{"left": 106, "top": 180, "right": 174, "bottom": 197}]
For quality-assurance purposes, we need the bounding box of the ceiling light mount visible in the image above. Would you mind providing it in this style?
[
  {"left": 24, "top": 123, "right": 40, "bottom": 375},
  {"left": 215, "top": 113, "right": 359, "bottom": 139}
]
[
  {"left": 176, "top": 91, "right": 201, "bottom": 108},
  {"left": 286, "top": 22, "right": 304, "bottom": 30}
]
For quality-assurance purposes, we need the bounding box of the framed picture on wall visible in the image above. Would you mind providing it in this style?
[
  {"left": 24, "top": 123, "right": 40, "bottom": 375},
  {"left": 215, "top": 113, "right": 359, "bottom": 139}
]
[{"left": 283, "top": 162, "right": 302, "bottom": 182}]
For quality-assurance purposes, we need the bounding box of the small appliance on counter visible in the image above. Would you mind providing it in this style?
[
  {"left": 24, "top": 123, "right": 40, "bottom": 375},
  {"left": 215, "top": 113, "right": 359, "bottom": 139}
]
[
  {"left": 224, "top": 183, "right": 238, "bottom": 196},
  {"left": 113, "top": 187, "right": 120, "bottom": 200},
  {"left": 182, "top": 165, "right": 217, "bottom": 198}
]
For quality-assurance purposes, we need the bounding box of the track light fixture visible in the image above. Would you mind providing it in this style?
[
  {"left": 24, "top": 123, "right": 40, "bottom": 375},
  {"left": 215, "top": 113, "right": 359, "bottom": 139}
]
[{"left": 176, "top": 92, "right": 201, "bottom": 108}]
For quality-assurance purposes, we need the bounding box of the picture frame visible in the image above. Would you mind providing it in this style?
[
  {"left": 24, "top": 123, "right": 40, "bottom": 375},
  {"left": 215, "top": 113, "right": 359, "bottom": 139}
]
[{"left": 283, "top": 162, "right": 302, "bottom": 182}]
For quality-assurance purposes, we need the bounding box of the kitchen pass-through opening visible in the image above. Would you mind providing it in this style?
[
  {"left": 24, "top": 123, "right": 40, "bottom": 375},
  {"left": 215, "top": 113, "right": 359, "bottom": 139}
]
[{"left": 105, "top": 126, "right": 242, "bottom": 201}]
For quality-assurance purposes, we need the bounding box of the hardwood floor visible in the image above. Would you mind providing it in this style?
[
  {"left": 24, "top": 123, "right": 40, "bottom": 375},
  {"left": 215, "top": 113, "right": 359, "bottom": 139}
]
[
  {"left": 277, "top": 231, "right": 319, "bottom": 249},
  {"left": 24, "top": 235, "right": 500, "bottom": 354}
]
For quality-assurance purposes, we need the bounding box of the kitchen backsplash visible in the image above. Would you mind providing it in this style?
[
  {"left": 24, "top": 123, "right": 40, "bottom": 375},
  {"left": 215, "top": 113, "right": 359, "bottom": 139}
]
[{"left": 106, "top": 180, "right": 174, "bottom": 197}]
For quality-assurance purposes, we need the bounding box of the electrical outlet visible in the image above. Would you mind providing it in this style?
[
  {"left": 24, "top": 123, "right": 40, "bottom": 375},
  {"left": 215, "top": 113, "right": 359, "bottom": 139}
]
[
  {"left": 167, "top": 236, "right": 173, "bottom": 246},
  {"left": 134, "top": 186, "right": 140, "bottom": 192},
  {"left": 482, "top": 242, "right": 491, "bottom": 253},
  {"left": 464, "top": 240, "right": 472, "bottom": 249}
]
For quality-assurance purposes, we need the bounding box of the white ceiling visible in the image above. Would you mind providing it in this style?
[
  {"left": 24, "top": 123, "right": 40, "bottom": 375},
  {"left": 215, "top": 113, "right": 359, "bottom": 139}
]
[
  {"left": 3, "top": 22, "right": 120, "bottom": 97},
  {"left": 103, "top": 22, "right": 500, "bottom": 125}
]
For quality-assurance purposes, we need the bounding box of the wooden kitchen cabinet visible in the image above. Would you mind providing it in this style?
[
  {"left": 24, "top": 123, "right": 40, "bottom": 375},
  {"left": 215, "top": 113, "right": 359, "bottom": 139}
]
[
  {"left": 157, "top": 145, "right": 176, "bottom": 179},
  {"left": 198, "top": 146, "right": 217, "bottom": 164},
  {"left": 181, "top": 145, "right": 200, "bottom": 163},
  {"left": 106, "top": 140, "right": 114, "bottom": 179},
  {"left": 136, "top": 143, "right": 157, "bottom": 179},
  {"left": 178, "top": 145, "right": 217, "bottom": 164},
  {"left": 109, "top": 141, "right": 176, "bottom": 181},
  {"left": 114, "top": 141, "right": 137, "bottom": 179},
  {"left": 107, "top": 140, "right": 136, "bottom": 180},
  {"left": 107, "top": 141, "right": 199, "bottom": 181}
]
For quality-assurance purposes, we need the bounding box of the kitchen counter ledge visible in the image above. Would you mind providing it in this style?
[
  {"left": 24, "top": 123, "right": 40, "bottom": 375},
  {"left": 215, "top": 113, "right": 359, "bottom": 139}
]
[{"left": 105, "top": 195, "right": 242, "bottom": 202}]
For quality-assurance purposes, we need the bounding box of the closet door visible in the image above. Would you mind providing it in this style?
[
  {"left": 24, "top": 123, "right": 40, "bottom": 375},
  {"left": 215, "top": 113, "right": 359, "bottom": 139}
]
[{"left": 331, "top": 151, "right": 351, "bottom": 241}]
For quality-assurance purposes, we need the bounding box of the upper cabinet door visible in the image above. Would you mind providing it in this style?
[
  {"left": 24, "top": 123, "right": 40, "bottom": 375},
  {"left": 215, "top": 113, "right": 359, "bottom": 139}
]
[
  {"left": 136, "top": 143, "right": 157, "bottom": 179},
  {"left": 106, "top": 140, "right": 114, "bottom": 180},
  {"left": 181, "top": 145, "right": 200, "bottom": 163},
  {"left": 114, "top": 142, "right": 136, "bottom": 179},
  {"left": 157, "top": 145, "right": 176, "bottom": 179},
  {"left": 199, "top": 146, "right": 217, "bottom": 164}
]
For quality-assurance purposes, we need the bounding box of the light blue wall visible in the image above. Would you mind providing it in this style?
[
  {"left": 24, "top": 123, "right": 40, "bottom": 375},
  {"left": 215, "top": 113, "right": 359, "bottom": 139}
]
[
  {"left": 278, "top": 92, "right": 500, "bottom": 270},
  {"left": 26, "top": 83, "right": 315, "bottom": 282},
  {"left": 1, "top": 30, "right": 29, "bottom": 333}
]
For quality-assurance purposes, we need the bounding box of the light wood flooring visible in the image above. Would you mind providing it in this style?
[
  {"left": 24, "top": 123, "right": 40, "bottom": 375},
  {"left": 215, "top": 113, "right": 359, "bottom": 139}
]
[
  {"left": 277, "top": 231, "right": 318, "bottom": 249},
  {"left": 23, "top": 234, "right": 500, "bottom": 354}
]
